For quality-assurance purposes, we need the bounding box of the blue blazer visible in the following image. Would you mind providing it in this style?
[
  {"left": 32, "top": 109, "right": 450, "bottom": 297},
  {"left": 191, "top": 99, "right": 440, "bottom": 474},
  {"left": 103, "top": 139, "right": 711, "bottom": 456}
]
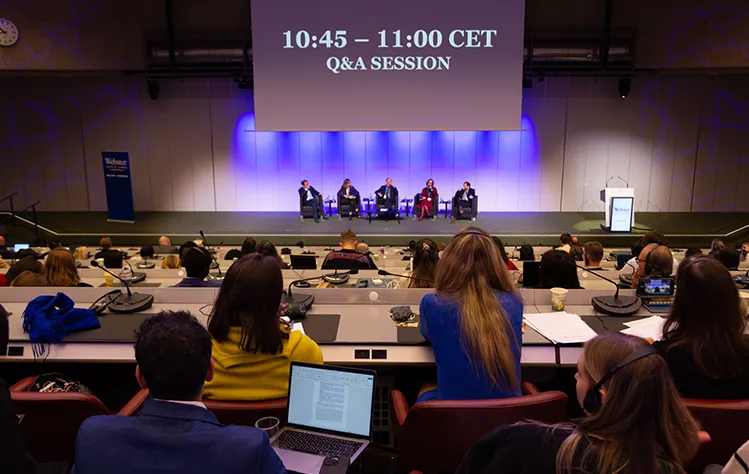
[{"left": 72, "top": 400, "right": 286, "bottom": 474}]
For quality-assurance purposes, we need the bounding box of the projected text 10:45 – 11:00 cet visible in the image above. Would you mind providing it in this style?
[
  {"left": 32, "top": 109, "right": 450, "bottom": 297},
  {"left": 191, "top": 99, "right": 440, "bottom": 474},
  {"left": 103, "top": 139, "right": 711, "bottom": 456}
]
[{"left": 282, "top": 29, "right": 498, "bottom": 49}]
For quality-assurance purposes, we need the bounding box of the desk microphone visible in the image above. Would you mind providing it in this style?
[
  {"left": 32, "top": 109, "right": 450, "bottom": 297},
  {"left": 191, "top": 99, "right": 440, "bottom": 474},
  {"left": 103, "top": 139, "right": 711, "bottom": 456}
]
[
  {"left": 323, "top": 269, "right": 358, "bottom": 285},
  {"left": 123, "top": 255, "right": 147, "bottom": 283},
  {"left": 90, "top": 260, "right": 154, "bottom": 313},
  {"left": 576, "top": 264, "right": 641, "bottom": 316},
  {"left": 199, "top": 231, "right": 224, "bottom": 280},
  {"left": 377, "top": 269, "right": 434, "bottom": 284}
]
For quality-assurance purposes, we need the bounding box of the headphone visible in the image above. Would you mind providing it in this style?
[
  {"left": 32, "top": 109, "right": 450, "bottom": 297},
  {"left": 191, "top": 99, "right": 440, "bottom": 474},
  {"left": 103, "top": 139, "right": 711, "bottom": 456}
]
[{"left": 582, "top": 345, "right": 659, "bottom": 414}]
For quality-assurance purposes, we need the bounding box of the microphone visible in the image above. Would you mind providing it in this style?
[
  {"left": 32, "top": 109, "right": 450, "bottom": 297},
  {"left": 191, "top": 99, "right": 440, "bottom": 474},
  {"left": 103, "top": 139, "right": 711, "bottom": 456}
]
[
  {"left": 605, "top": 176, "right": 615, "bottom": 187},
  {"left": 199, "top": 231, "right": 224, "bottom": 280},
  {"left": 90, "top": 260, "right": 154, "bottom": 313},
  {"left": 323, "top": 268, "right": 358, "bottom": 284},
  {"left": 576, "top": 264, "right": 641, "bottom": 316},
  {"left": 122, "top": 255, "right": 147, "bottom": 283},
  {"left": 617, "top": 176, "right": 629, "bottom": 187},
  {"left": 377, "top": 269, "right": 434, "bottom": 284}
]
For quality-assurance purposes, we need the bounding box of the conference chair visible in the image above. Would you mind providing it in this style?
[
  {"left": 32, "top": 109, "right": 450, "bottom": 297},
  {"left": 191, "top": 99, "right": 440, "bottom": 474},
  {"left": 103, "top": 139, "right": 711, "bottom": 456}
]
[
  {"left": 299, "top": 194, "right": 323, "bottom": 220},
  {"left": 203, "top": 398, "right": 288, "bottom": 427},
  {"left": 373, "top": 188, "right": 400, "bottom": 223},
  {"left": 390, "top": 383, "right": 568, "bottom": 474},
  {"left": 683, "top": 398, "right": 749, "bottom": 473},
  {"left": 337, "top": 193, "right": 361, "bottom": 219},
  {"left": 413, "top": 193, "right": 438, "bottom": 220},
  {"left": 451, "top": 195, "right": 479, "bottom": 221},
  {"left": 9, "top": 377, "right": 149, "bottom": 463}
]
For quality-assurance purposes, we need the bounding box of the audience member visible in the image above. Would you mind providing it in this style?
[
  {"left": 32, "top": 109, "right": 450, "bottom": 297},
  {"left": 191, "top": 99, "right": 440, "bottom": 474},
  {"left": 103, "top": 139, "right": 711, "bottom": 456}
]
[
  {"left": 178, "top": 240, "right": 199, "bottom": 265},
  {"left": 42, "top": 248, "right": 92, "bottom": 287},
  {"left": 158, "top": 236, "right": 172, "bottom": 246},
  {"left": 0, "top": 257, "right": 8, "bottom": 269},
  {"left": 458, "top": 333, "right": 700, "bottom": 474},
  {"left": 72, "top": 311, "right": 285, "bottom": 474},
  {"left": 709, "top": 239, "right": 725, "bottom": 258},
  {"left": 539, "top": 250, "right": 581, "bottom": 289},
  {"left": 256, "top": 240, "right": 289, "bottom": 269},
  {"left": 170, "top": 247, "right": 221, "bottom": 288},
  {"left": 0, "top": 235, "right": 10, "bottom": 259},
  {"left": 94, "top": 237, "right": 113, "bottom": 259},
  {"left": 556, "top": 233, "right": 572, "bottom": 253},
  {"left": 241, "top": 237, "right": 257, "bottom": 255},
  {"left": 624, "top": 230, "right": 679, "bottom": 273},
  {"left": 321, "top": 229, "right": 377, "bottom": 270},
  {"left": 39, "top": 241, "right": 62, "bottom": 259},
  {"left": 139, "top": 245, "right": 155, "bottom": 260},
  {"left": 355, "top": 242, "right": 370, "bottom": 254},
  {"left": 417, "top": 227, "right": 523, "bottom": 402},
  {"left": 714, "top": 245, "right": 740, "bottom": 270},
  {"left": 204, "top": 254, "right": 323, "bottom": 400},
  {"left": 5, "top": 256, "right": 43, "bottom": 286},
  {"left": 399, "top": 239, "right": 438, "bottom": 289},
  {"left": 11, "top": 271, "right": 49, "bottom": 287},
  {"left": 569, "top": 236, "right": 583, "bottom": 261},
  {"left": 73, "top": 246, "right": 90, "bottom": 261},
  {"left": 518, "top": 244, "right": 535, "bottom": 261},
  {"left": 492, "top": 237, "right": 519, "bottom": 271},
  {"left": 742, "top": 242, "right": 749, "bottom": 262},
  {"left": 631, "top": 244, "right": 674, "bottom": 289},
  {"left": 582, "top": 242, "right": 604, "bottom": 270},
  {"left": 654, "top": 256, "right": 749, "bottom": 398},
  {"left": 161, "top": 255, "right": 181, "bottom": 269},
  {"left": 684, "top": 247, "right": 703, "bottom": 259}
]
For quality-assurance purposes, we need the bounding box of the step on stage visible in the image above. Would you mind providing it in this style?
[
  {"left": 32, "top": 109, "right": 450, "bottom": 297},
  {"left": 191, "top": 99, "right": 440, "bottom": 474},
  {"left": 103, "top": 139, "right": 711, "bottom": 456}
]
[{"left": 13, "top": 211, "right": 749, "bottom": 248}]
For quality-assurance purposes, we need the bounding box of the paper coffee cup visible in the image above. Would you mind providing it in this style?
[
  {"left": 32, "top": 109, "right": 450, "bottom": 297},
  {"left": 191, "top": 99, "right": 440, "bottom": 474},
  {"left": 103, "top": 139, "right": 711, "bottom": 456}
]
[{"left": 550, "top": 287, "right": 569, "bottom": 311}]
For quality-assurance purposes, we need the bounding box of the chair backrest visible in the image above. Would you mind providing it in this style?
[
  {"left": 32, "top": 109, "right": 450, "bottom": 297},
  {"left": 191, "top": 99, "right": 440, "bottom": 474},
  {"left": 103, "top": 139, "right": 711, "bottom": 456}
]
[
  {"left": 684, "top": 398, "right": 749, "bottom": 473},
  {"left": 203, "top": 398, "right": 288, "bottom": 428},
  {"left": 392, "top": 391, "right": 568, "bottom": 474},
  {"left": 11, "top": 391, "right": 113, "bottom": 462}
]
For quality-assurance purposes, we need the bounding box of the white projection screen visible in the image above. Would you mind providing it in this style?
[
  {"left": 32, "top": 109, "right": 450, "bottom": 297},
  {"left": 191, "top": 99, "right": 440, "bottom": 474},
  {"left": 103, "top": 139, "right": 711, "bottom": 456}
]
[{"left": 250, "top": 0, "right": 526, "bottom": 131}]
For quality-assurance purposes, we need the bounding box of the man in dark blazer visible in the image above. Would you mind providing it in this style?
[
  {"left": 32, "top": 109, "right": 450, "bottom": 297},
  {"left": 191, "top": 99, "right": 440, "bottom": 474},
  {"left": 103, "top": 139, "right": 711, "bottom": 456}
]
[
  {"left": 375, "top": 177, "right": 398, "bottom": 211},
  {"left": 71, "top": 311, "right": 286, "bottom": 474},
  {"left": 451, "top": 181, "right": 476, "bottom": 222},
  {"left": 298, "top": 179, "right": 325, "bottom": 223}
]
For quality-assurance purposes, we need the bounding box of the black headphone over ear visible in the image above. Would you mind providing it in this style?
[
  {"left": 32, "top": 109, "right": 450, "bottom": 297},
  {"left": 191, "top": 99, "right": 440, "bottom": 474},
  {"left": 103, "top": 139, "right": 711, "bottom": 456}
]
[{"left": 582, "top": 345, "right": 659, "bottom": 414}]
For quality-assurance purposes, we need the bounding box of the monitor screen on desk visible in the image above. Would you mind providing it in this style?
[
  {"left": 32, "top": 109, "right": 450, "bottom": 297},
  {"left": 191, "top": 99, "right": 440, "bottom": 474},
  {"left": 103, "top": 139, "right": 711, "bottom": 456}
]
[
  {"left": 290, "top": 254, "right": 317, "bottom": 270},
  {"left": 13, "top": 244, "right": 29, "bottom": 253}
]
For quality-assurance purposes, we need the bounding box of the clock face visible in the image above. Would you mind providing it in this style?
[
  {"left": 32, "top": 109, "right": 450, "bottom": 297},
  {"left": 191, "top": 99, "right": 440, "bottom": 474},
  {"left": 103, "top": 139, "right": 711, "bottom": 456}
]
[{"left": 0, "top": 19, "right": 19, "bottom": 47}]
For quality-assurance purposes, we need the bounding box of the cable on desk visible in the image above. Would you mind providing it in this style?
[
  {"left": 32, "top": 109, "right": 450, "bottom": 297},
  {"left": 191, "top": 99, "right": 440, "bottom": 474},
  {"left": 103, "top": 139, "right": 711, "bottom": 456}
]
[{"left": 596, "top": 315, "right": 611, "bottom": 332}]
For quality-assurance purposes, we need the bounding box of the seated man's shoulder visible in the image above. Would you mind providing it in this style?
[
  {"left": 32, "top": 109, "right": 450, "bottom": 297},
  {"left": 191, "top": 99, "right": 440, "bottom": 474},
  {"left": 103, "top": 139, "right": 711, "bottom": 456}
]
[{"left": 78, "top": 414, "right": 133, "bottom": 438}]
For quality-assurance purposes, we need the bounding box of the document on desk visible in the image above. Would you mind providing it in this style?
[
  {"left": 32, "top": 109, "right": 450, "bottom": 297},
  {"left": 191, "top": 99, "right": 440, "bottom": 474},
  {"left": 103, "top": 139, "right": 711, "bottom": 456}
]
[
  {"left": 292, "top": 322, "right": 305, "bottom": 334},
  {"left": 523, "top": 312, "right": 597, "bottom": 344},
  {"left": 620, "top": 316, "right": 664, "bottom": 340}
]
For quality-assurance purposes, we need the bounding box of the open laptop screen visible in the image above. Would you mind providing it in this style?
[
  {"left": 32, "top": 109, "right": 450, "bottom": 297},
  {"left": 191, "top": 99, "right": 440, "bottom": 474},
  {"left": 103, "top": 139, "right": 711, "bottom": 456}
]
[
  {"left": 13, "top": 244, "right": 29, "bottom": 253},
  {"left": 287, "top": 363, "right": 375, "bottom": 438}
]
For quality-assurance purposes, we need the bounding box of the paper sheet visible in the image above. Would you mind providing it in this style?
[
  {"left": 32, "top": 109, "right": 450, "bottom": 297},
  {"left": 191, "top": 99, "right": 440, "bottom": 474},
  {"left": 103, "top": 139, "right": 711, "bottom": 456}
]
[
  {"left": 620, "top": 316, "right": 664, "bottom": 340},
  {"left": 292, "top": 322, "right": 305, "bottom": 334},
  {"left": 523, "top": 312, "right": 598, "bottom": 344}
]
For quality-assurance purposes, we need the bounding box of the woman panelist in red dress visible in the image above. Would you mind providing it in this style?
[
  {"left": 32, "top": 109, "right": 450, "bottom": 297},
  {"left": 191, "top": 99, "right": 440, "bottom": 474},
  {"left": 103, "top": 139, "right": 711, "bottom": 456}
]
[{"left": 418, "top": 178, "right": 438, "bottom": 221}]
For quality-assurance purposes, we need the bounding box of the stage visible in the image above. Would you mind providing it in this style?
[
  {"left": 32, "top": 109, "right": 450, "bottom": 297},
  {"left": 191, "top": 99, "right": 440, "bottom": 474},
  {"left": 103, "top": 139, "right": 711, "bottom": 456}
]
[{"left": 4, "top": 211, "right": 749, "bottom": 248}]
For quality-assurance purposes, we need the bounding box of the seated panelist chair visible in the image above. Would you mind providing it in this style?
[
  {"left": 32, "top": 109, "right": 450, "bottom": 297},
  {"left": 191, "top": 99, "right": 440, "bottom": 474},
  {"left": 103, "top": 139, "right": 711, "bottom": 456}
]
[
  {"left": 414, "top": 193, "right": 438, "bottom": 220},
  {"left": 390, "top": 383, "right": 568, "bottom": 474},
  {"left": 452, "top": 194, "right": 479, "bottom": 221},
  {"left": 373, "top": 188, "right": 400, "bottom": 223},
  {"left": 9, "top": 377, "right": 149, "bottom": 463},
  {"left": 337, "top": 193, "right": 360, "bottom": 219},
  {"left": 299, "top": 194, "right": 323, "bottom": 221}
]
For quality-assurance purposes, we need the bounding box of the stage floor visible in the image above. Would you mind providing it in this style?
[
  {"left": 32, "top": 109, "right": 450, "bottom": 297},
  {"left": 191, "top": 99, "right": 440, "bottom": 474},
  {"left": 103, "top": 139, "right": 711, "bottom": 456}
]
[{"left": 8, "top": 211, "right": 749, "bottom": 247}]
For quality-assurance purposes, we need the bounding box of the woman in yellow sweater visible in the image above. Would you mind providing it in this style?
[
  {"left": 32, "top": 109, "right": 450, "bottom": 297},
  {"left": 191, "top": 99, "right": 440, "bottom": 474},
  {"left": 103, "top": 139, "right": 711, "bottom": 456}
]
[{"left": 203, "top": 253, "right": 323, "bottom": 400}]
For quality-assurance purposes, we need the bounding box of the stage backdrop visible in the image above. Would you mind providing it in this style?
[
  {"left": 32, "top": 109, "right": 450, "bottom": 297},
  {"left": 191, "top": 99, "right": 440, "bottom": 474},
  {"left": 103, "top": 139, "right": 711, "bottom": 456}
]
[{"left": 0, "top": 74, "right": 748, "bottom": 213}]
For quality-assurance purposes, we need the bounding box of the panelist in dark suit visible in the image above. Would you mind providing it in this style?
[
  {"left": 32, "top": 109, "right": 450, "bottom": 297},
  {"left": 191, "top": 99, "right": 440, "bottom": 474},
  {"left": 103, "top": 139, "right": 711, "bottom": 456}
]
[
  {"left": 298, "top": 179, "right": 324, "bottom": 223},
  {"left": 375, "top": 177, "right": 398, "bottom": 210},
  {"left": 451, "top": 181, "right": 476, "bottom": 223},
  {"left": 337, "top": 178, "right": 360, "bottom": 218},
  {"left": 72, "top": 311, "right": 286, "bottom": 474}
]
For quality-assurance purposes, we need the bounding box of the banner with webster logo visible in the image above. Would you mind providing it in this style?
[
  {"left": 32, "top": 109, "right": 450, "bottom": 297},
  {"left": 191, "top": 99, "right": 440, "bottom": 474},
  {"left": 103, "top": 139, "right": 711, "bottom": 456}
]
[{"left": 102, "top": 151, "right": 135, "bottom": 223}]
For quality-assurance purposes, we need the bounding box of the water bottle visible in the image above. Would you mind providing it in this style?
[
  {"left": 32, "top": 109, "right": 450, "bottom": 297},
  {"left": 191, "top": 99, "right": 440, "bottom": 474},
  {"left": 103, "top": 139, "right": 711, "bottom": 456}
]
[{"left": 120, "top": 264, "right": 133, "bottom": 282}]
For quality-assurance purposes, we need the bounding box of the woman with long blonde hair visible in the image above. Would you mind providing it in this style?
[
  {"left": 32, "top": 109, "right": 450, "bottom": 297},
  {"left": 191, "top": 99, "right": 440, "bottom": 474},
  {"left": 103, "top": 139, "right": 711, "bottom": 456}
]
[
  {"left": 416, "top": 226, "right": 522, "bottom": 402},
  {"left": 458, "top": 332, "right": 701, "bottom": 474},
  {"left": 43, "top": 248, "right": 92, "bottom": 287}
]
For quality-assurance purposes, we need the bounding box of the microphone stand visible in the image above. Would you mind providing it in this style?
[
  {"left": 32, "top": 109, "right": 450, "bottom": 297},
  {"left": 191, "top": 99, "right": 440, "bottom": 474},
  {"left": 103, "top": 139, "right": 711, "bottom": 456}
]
[
  {"left": 286, "top": 275, "right": 324, "bottom": 305},
  {"left": 91, "top": 260, "right": 154, "bottom": 313},
  {"left": 576, "top": 264, "right": 641, "bottom": 316},
  {"left": 199, "top": 230, "right": 224, "bottom": 280}
]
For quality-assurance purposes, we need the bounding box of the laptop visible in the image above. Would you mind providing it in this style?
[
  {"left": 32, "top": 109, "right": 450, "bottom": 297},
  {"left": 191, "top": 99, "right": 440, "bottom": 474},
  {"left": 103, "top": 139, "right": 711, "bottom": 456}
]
[
  {"left": 272, "top": 362, "right": 376, "bottom": 474},
  {"left": 153, "top": 245, "right": 179, "bottom": 255},
  {"left": 13, "top": 243, "right": 29, "bottom": 253},
  {"left": 290, "top": 254, "right": 317, "bottom": 270}
]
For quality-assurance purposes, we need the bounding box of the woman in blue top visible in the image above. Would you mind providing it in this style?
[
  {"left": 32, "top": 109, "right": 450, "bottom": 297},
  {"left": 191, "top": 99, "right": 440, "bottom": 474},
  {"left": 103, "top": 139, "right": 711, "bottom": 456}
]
[{"left": 417, "top": 226, "right": 524, "bottom": 402}]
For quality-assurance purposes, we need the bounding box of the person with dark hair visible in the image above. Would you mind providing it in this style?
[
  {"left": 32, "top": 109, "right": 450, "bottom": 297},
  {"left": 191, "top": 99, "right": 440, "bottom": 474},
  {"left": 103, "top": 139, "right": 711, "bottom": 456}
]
[
  {"left": 583, "top": 242, "right": 604, "bottom": 270},
  {"left": 450, "top": 181, "right": 476, "bottom": 223},
  {"left": 458, "top": 333, "right": 700, "bottom": 474},
  {"left": 177, "top": 240, "right": 199, "bottom": 264},
  {"left": 42, "top": 248, "right": 92, "bottom": 287},
  {"left": 139, "top": 245, "right": 155, "bottom": 259},
  {"left": 241, "top": 237, "right": 257, "bottom": 255},
  {"left": 684, "top": 247, "right": 703, "bottom": 259},
  {"left": 72, "top": 311, "right": 285, "bottom": 474},
  {"left": 11, "top": 271, "right": 49, "bottom": 287},
  {"left": 256, "top": 240, "right": 289, "bottom": 269},
  {"left": 322, "top": 229, "right": 376, "bottom": 270},
  {"left": 204, "top": 254, "right": 323, "bottom": 400},
  {"left": 624, "top": 230, "right": 679, "bottom": 274},
  {"left": 399, "top": 239, "right": 439, "bottom": 288},
  {"left": 171, "top": 247, "right": 221, "bottom": 288},
  {"left": 416, "top": 178, "right": 438, "bottom": 221},
  {"left": 337, "top": 178, "right": 360, "bottom": 219},
  {"left": 492, "top": 236, "right": 519, "bottom": 271},
  {"left": 539, "top": 250, "right": 581, "bottom": 289},
  {"left": 5, "top": 255, "right": 43, "bottom": 286},
  {"left": 556, "top": 233, "right": 572, "bottom": 253},
  {"left": 708, "top": 239, "right": 725, "bottom": 258},
  {"left": 518, "top": 244, "right": 535, "bottom": 261},
  {"left": 655, "top": 256, "right": 749, "bottom": 398},
  {"left": 632, "top": 244, "right": 674, "bottom": 289},
  {"left": 569, "top": 236, "right": 583, "bottom": 261},
  {"left": 298, "top": 179, "right": 325, "bottom": 223},
  {"left": 94, "top": 237, "right": 113, "bottom": 259},
  {"left": 714, "top": 245, "right": 740, "bottom": 271}
]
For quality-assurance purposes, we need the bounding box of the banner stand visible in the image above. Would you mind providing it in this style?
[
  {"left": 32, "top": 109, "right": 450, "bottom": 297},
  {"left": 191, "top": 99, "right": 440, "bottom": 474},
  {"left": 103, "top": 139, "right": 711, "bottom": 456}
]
[{"left": 102, "top": 151, "right": 135, "bottom": 224}]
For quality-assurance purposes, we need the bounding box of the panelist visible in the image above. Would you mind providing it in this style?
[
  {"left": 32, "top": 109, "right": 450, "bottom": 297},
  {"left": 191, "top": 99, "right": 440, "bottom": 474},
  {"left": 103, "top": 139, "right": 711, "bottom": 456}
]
[
  {"left": 416, "top": 179, "right": 438, "bottom": 221},
  {"left": 375, "top": 177, "right": 398, "bottom": 210},
  {"left": 337, "top": 178, "right": 360, "bottom": 219},
  {"left": 298, "top": 179, "right": 325, "bottom": 223},
  {"left": 451, "top": 181, "right": 475, "bottom": 223}
]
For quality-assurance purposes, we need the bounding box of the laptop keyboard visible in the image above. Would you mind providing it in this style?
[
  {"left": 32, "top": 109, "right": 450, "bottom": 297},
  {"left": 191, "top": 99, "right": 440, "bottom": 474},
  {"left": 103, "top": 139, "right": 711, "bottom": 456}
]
[{"left": 275, "top": 430, "right": 363, "bottom": 457}]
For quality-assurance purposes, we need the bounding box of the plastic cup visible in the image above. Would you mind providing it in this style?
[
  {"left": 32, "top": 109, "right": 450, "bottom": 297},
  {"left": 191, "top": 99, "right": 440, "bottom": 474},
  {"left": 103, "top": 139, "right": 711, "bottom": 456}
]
[
  {"left": 255, "top": 416, "right": 280, "bottom": 439},
  {"left": 104, "top": 273, "right": 114, "bottom": 288},
  {"left": 550, "top": 287, "right": 569, "bottom": 311}
]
